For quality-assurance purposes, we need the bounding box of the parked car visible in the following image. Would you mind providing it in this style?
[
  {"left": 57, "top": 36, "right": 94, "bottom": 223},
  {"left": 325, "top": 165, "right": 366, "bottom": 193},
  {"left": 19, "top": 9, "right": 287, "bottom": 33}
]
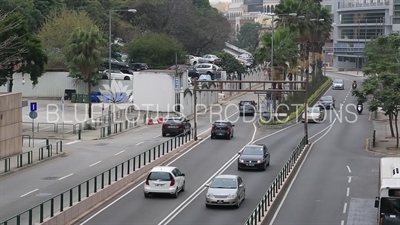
[
  {"left": 102, "top": 58, "right": 129, "bottom": 70},
  {"left": 198, "top": 54, "right": 222, "bottom": 65},
  {"left": 102, "top": 69, "right": 133, "bottom": 80},
  {"left": 143, "top": 166, "right": 185, "bottom": 198},
  {"left": 211, "top": 120, "right": 235, "bottom": 140},
  {"left": 205, "top": 174, "right": 245, "bottom": 208},
  {"left": 302, "top": 107, "right": 324, "bottom": 123},
  {"left": 129, "top": 63, "right": 148, "bottom": 71},
  {"left": 318, "top": 95, "right": 336, "bottom": 109},
  {"left": 186, "top": 55, "right": 199, "bottom": 66},
  {"left": 195, "top": 63, "right": 220, "bottom": 78},
  {"left": 332, "top": 79, "right": 344, "bottom": 90},
  {"left": 119, "top": 69, "right": 135, "bottom": 75},
  {"left": 166, "top": 64, "right": 187, "bottom": 70},
  {"left": 187, "top": 66, "right": 200, "bottom": 79},
  {"left": 162, "top": 116, "right": 191, "bottom": 137},
  {"left": 239, "top": 104, "right": 256, "bottom": 116},
  {"left": 237, "top": 144, "right": 270, "bottom": 171}
]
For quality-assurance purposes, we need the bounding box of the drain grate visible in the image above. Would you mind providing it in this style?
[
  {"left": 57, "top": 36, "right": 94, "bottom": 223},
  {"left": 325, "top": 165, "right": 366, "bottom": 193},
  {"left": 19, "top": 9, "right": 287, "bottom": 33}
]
[
  {"left": 95, "top": 143, "right": 109, "bottom": 146},
  {"left": 42, "top": 177, "right": 60, "bottom": 180},
  {"left": 35, "top": 193, "right": 53, "bottom": 197}
]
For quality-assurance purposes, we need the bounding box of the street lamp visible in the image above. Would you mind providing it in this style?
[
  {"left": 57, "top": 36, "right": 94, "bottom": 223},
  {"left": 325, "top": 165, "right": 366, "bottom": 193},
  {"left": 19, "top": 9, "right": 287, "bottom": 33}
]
[
  {"left": 107, "top": 9, "right": 137, "bottom": 135},
  {"left": 264, "top": 12, "right": 297, "bottom": 121}
]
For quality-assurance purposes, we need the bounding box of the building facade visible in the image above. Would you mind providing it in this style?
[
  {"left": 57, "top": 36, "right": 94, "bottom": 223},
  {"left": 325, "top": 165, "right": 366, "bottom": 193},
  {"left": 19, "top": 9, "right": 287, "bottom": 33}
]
[
  {"left": 332, "top": 0, "right": 392, "bottom": 70},
  {"left": 0, "top": 92, "right": 22, "bottom": 158}
]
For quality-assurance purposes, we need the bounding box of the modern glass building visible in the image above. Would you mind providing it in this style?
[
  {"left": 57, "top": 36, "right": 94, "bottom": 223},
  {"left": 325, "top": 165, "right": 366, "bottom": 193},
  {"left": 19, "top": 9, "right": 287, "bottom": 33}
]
[{"left": 332, "top": 0, "right": 396, "bottom": 70}]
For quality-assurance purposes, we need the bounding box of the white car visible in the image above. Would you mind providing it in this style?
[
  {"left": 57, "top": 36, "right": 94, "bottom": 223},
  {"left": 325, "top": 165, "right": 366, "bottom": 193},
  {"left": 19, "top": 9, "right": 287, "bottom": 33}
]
[
  {"left": 302, "top": 107, "right": 324, "bottom": 123},
  {"left": 187, "top": 55, "right": 199, "bottom": 66},
  {"left": 103, "top": 69, "right": 133, "bottom": 80},
  {"left": 144, "top": 166, "right": 185, "bottom": 198},
  {"left": 198, "top": 54, "right": 221, "bottom": 64}
]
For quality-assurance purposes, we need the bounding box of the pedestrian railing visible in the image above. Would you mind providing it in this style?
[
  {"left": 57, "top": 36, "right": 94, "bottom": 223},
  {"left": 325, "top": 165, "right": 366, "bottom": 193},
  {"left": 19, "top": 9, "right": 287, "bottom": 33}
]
[
  {"left": 243, "top": 136, "right": 307, "bottom": 225},
  {"left": 0, "top": 129, "right": 194, "bottom": 225},
  {"left": 22, "top": 135, "right": 31, "bottom": 147}
]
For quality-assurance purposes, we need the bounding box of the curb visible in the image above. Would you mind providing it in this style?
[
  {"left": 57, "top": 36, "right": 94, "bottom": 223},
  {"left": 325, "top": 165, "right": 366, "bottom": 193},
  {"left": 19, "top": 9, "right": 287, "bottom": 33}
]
[
  {"left": 364, "top": 138, "right": 400, "bottom": 156},
  {"left": 0, "top": 152, "right": 67, "bottom": 179}
]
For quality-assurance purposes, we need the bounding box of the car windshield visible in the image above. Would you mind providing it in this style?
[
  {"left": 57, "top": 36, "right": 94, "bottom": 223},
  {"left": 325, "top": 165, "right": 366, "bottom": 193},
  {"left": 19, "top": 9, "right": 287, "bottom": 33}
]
[
  {"left": 333, "top": 79, "right": 343, "bottom": 83},
  {"left": 148, "top": 172, "right": 171, "bottom": 181},
  {"left": 210, "top": 178, "right": 237, "bottom": 189},
  {"left": 380, "top": 198, "right": 400, "bottom": 217},
  {"left": 307, "top": 108, "right": 320, "bottom": 113},
  {"left": 321, "top": 96, "right": 332, "bottom": 101},
  {"left": 242, "top": 146, "right": 263, "bottom": 155}
]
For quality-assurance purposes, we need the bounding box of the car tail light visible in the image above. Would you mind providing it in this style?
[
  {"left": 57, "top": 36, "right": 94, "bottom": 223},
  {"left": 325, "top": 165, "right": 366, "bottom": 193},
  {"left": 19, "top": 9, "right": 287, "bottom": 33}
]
[
  {"left": 163, "top": 124, "right": 168, "bottom": 127},
  {"left": 212, "top": 125, "right": 215, "bottom": 131},
  {"left": 178, "top": 123, "right": 183, "bottom": 128},
  {"left": 145, "top": 177, "right": 150, "bottom": 185},
  {"left": 227, "top": 126, "right": 231, "bottom": 132},
  {"left": 170, "top": 177, "right": 175, "bottom": 186}
]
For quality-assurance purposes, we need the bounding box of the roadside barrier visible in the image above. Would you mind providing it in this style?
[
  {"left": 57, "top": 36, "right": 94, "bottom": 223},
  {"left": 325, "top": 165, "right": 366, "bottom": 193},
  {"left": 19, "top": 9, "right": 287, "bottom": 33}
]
[
  {"left": 0, "top": 129, "right": 194, "bottom": 225},
  {"left": 157, "top": 117, "right": 164, "bottom": 124},
  {"left": 147, "top": 118, "right": 154, "bottom": 125},
  {"left": 243, "top": 136, "right": 307, "bottom": 225}
]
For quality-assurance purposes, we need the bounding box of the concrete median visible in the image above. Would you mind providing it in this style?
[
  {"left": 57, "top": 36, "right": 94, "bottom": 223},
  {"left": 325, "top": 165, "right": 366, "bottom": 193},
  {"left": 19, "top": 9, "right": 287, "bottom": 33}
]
[
  {"left": 260, "top": 144, "right": 311, "bottom": 225},
  {"left": 38, "top": 136, "right": 205, "bottom": 225}
]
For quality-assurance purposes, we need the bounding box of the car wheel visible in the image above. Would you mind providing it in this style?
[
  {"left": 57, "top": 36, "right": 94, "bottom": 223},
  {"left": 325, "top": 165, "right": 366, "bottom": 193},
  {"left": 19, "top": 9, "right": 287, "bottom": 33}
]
[
  {"left": 144, "top": 192, "right": 150, "bottom": 198},
  {"left": 267, "top": 160, "right": 270, "bottom": 166},
  {"left": 227, "top": 134, "right": 231, "bottom": 140},
  {"left": 162, "top": 133, "right": 167, "bottom": 137},
  {"left": 124, "top": 76, "right": 130, "bottom": 80},
  {"left": 235, "top": 197, "right": 241, "bottom": 208},
  {"left": 211, "top": 135, "right": 214, "bottom": 139},
  {"left": 172, "top": 188, "right": 179, "bottom": 198},
  {"left": 181, "top": 181, "right": 185, "bottom": 192}
]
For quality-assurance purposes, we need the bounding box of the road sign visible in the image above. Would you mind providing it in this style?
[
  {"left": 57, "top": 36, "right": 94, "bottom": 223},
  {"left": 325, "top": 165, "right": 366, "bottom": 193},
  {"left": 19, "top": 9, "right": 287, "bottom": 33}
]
[
  {"left": 30, "top": 102, "right": 37, "bottom": 112},
  {"left": 174, "top": 77, "right": 180, "bottom": 90},
  {"left": 29, "top": 111, "right": 38, "bottom": 119}
]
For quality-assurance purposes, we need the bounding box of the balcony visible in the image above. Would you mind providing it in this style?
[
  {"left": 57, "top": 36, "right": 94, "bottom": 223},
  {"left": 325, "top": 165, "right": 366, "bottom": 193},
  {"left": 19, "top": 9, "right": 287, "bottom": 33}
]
[{"left": 333, "top": 46, "right": 365, "bottom": 54}]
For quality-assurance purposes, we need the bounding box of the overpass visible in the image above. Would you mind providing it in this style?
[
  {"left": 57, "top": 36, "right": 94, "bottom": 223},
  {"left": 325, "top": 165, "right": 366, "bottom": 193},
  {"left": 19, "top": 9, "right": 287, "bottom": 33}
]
[{"left": 223, "top": 42, "right": 252, "bottom": 57}]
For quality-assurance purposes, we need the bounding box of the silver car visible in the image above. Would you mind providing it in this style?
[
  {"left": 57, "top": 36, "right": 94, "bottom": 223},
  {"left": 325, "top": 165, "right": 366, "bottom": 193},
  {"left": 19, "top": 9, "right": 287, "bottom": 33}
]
[
  {"left": 205, "top": 174, "right": 245, "bottom": 208},
  {"left": 332, "top": 79, "right": 344, "bottom": 90},
  {"left": 195, "top": 63, "right": 220, "bottom": 76}
]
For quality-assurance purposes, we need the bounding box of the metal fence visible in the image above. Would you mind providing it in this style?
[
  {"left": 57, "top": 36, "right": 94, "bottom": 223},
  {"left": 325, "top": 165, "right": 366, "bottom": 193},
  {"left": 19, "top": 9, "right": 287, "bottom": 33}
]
[
  {"left": 243, "top": 135, "right": 307, "bottom": 225},
  {"left": 0, "top": 129, "right": 194, "bottom": 225}
]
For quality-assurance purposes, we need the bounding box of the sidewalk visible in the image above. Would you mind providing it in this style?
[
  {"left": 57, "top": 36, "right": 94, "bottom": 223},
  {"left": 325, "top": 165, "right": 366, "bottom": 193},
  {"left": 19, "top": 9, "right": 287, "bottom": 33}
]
[
  {"left": 326, "top": 68, "right": 365, "bottom": 77},
  {"left": 367, "top": 110, "right": 400, "bottom": 156}
]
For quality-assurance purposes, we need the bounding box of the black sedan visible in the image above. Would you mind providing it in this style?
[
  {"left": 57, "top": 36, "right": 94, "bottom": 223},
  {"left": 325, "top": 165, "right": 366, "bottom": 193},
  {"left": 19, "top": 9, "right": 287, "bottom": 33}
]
[
  {"left": 162, "top": 116, "right": 191, "bottom": 137},
  {"left": 211, "top": 120, "right": 234, "bottom": 140},
  {"left": 237, "top": 144, "right": 270, "bottom": 171},
  {"left": 318, "top": 95, "right": 336, "bottom": 109}
]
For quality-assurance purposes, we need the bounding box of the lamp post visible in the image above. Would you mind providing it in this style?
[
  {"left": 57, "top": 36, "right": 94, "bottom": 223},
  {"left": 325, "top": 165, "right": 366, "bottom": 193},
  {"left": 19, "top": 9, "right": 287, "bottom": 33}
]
[
  {"left": 108, "top": 9, "right": 137, "bottom": 135},
  {"left": 265, "top": 12, "right": 297, "bottom": 121}
]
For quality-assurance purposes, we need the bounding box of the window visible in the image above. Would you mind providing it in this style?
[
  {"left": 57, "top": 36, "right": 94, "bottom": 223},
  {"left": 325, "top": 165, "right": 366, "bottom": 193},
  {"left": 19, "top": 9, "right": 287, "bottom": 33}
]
[
  {"left": 242, "top": 147, "right": 264, "bottom": 155},
  {"left": 148, "top": 172, "right": 171, "bottom": 181},
  {"left": 171, "top": 169, "right": 178, "bottom": 177},
  {"left": 394, "top": 18, "right": 400, "bottom": 24}
]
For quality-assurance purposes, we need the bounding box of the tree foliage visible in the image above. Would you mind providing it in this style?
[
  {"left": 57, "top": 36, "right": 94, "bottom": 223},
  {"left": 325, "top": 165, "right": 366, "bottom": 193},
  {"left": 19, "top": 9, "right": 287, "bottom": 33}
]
[
  {"left": 213, "top": 51, "right": 245, "bottom": 76},
  {"left": 126, "top": 33, "right": 186, "bottom": 69},
  {"left": 37, "top": 8, "right": 99, "bottom": 70},
  {"left": 236, "top": 22, "right": 262, "bottom": 54},
  {"left": 65, "top": 27, "right": 106, "bottom": 119},
  {"left": 352, "top": 33, "right": 400, "bottom": 148},
  {"left": 0, "top": 12, "right": 47, "bottom": 91}
]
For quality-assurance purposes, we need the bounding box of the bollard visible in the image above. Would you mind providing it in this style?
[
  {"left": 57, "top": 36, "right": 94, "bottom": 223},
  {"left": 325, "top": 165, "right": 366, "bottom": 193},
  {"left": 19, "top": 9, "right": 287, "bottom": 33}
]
[
  {"left": 78, "top": 130, "right": 81, "bottom": 140},
  {"left": 143, "top": 113, "right": 147, "bottom": 124},
  {"left": 46, "top": 139, "right": 50, "bottom": 151},
  {"left": 372, "top": 130, "right": 376, "bottom": 147}
]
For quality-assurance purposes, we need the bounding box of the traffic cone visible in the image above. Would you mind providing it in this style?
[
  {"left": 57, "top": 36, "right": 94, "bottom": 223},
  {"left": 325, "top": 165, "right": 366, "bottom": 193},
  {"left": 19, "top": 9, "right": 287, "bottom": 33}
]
[
  {"left": 157, "top": 117, "right": 164, "bottom": 124},
  {"left": 147, "top": 118, "right": 154, "bottom": 125}
]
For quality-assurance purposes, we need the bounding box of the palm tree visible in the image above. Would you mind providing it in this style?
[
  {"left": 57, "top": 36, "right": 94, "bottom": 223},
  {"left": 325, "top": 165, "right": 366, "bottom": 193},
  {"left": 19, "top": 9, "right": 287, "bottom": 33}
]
[{"left": 65, "top": 27, "right": 105, "bottom": 121}]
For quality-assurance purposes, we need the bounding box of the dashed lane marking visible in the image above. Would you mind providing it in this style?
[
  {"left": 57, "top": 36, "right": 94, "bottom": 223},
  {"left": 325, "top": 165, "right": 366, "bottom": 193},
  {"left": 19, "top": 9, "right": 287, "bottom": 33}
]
[{"left": 89, "top": 161, "right": 102, "bottom": 167}]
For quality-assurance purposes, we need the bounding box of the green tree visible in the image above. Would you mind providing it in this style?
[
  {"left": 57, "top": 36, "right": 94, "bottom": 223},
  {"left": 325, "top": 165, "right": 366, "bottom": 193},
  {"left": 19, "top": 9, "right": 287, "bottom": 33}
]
[
  {"left": 126, "top": 33, "right": 186, "bottom": 68},
  {"left": 0, "top": 12, "right": 48, "bottom": 92},
  {"left": 65, "top": 27, "right": 106, "bottom": 120},
  {"left": 352, "top": 33, "right": 400, "bottom": 148},
  {"left": 213, "top": 51, "right": 245, "bottom": 76},
  {"left": 37, "top": 9, "right": 99, "bottom": 70},
  {"left": 236, "top": 22, "right": 262, "bottom": 54}
]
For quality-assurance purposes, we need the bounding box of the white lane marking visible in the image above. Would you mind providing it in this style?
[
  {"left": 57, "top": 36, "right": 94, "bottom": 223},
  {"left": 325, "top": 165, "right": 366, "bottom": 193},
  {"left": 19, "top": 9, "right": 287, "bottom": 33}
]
[
  {"left": 65, "top": 140, "right": 81, "bottom": 145},
  {"left": 347, "top": 166, "right": 352, "bottom": 173},
  {"left": 89, "top": 161, "right": 102, "bottom": 167},
  {"left": 158, "top": 122, "right": 259, "bottom": 225},
  {"left": 114, "top": 150, "right": 125, "bottom": 156},
  {"left": 153, "top": 135, "right": 161, "bottom": 138},
  {"left": 348, "top": 176, "right": 352, "bottom": 183},
  {"left": 341, "top": 220, "right": 344, "bottom": 225},
  {"left": 80, "top": 114, "right": 301, "bottom": 225},
  {"left": 58, "top": 173, "right": 74, "bottom": 181},
  {"left": 343, "top": 203, "right": 347, "bottom": 213},
  {"left": 309, "top": 123, "right": 332, "bottom": 139},
  {"left": 20, "top": 188, "right": 39, "bottom": 198},
  {"left": 135, "top": 142, "right": 144, "bottom": 146},
  {"left": 269, "top": 118, "right": 337, "bottom": 225},
  {"left": 346, "top": 187, "right": 350, "bottom": 197},
  {"left": 135, "top": 127, "right": 147, "bottom": 131}
]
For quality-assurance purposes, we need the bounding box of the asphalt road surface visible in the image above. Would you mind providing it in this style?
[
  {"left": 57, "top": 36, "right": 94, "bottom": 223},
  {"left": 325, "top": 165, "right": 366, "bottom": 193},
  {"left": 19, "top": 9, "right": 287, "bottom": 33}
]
[
  {"left": 271, "top": 73, "right": 380, "bottom": 225},
  {"left": 0, "top": 94, "right": 262, "bottom": 221},
  {"left": 77, "top": 78, "right": 351, "bottom": 225}
]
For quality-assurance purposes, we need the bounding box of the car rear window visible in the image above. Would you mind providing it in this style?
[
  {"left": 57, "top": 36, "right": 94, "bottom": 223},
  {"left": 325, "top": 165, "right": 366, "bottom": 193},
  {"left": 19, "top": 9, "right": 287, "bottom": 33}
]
[
  {"left": 164, "top": 119, "right": 181, "bottom": 124},
  {"left": 242, "top": 147, "right": 263, "bottom": 155},
  {"left": 148, "top": 172, "right": 171, "bottom": 181},
  {"left": 321, "top": 96, "right": 332, "bottom": 101},
  {"left": 215, "top": 122, "right": 228, "bottom": 127}
]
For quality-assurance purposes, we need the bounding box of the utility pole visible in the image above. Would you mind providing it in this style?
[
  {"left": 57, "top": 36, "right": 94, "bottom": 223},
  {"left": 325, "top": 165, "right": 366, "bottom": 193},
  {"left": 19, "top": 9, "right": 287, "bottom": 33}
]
[
  {"left": 357, "top": 19, "right": 360, "bottom": 75},
  {"left": 270, "top": 14, "right": 275, "bottom": 122}
]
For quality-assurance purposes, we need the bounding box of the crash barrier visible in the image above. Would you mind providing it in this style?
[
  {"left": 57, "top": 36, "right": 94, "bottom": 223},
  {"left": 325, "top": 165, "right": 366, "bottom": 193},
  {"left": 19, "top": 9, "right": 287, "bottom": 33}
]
[
  {"left": 0, "top": 140, "right": 63, "bottom": 175},
  {"left": 372, "top": 129, "right": 376, "bottom": 148},
  {"left": 243, "top": 135, "right": 307, "bottom": 225},
  {"left": 99, "top": 117, "right": 138, "bottom": 138},
  {"left": 0, "top": 129, "right": 194, "bottom": 225}
]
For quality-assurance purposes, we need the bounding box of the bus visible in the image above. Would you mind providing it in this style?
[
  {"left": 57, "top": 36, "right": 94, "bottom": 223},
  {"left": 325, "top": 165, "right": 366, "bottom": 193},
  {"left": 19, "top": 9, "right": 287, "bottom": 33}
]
[{"left": 374, "top": 157, "right": 400, "bottom": 225}]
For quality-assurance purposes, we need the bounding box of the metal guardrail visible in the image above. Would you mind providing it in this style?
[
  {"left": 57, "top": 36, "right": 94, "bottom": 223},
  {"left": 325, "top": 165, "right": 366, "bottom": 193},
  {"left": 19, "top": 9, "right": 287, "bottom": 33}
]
[
  {"left": 17, "top": 151, "right": 33, "bottom": 168},
  {"left": 0, "top": 129, "right": 194, "bottom": 225},
  {"left": 22, "top": 135, "right": 31, "bottom": 147},
  {"left": 243, "top": 136, "right": 307, "bottom": 225},
  {"left": 38, "top": 145, "right": 53, "bottom": 160},
  {"left": 37, "top": 123, "right": 57, "bottom": 132}
]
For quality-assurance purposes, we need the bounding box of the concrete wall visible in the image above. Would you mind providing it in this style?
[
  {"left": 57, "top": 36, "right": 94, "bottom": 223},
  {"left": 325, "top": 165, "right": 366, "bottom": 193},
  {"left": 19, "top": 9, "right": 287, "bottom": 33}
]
[{"left": 0, "top": 92, "right": 22, "bottom": 158}]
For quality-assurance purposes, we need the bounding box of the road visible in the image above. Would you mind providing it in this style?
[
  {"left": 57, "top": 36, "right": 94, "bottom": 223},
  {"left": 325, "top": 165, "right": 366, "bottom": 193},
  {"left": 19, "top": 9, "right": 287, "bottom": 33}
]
[
  {"left": 0, "top": 93, "right": 261, "bottom": 221},
  {"left": 77, "top": 77, "right": 349, "bottom": 225},
  {"left": 271, "top": 73, "right": 380, "bottom": 225}
]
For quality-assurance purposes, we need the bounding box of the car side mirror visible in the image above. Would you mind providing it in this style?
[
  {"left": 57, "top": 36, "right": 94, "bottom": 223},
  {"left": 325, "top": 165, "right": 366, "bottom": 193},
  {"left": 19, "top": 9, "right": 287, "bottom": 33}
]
[
  {"left": 239, "top": 184, "right": 244, "bottom": 188},
  {"left": 187, "top": 120, "right": 190, "bottom": 122},
  {"left": 255, "top": 103, "right": 257, "bottom": 105},
  {"left": 232, "top": 124, "right": 235, "bottom": 127},
  {"left": 181, "top": 173, "right": 185, "bottom": 176},
  {"left": 205, "top": 184, "right": 210, "bottom": 187},
  {"left": 374, "top": 197, "right": 379, "bottom": 208},
  {"left": 237, "top": 152, "right": 241, "bottom": 155}
]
